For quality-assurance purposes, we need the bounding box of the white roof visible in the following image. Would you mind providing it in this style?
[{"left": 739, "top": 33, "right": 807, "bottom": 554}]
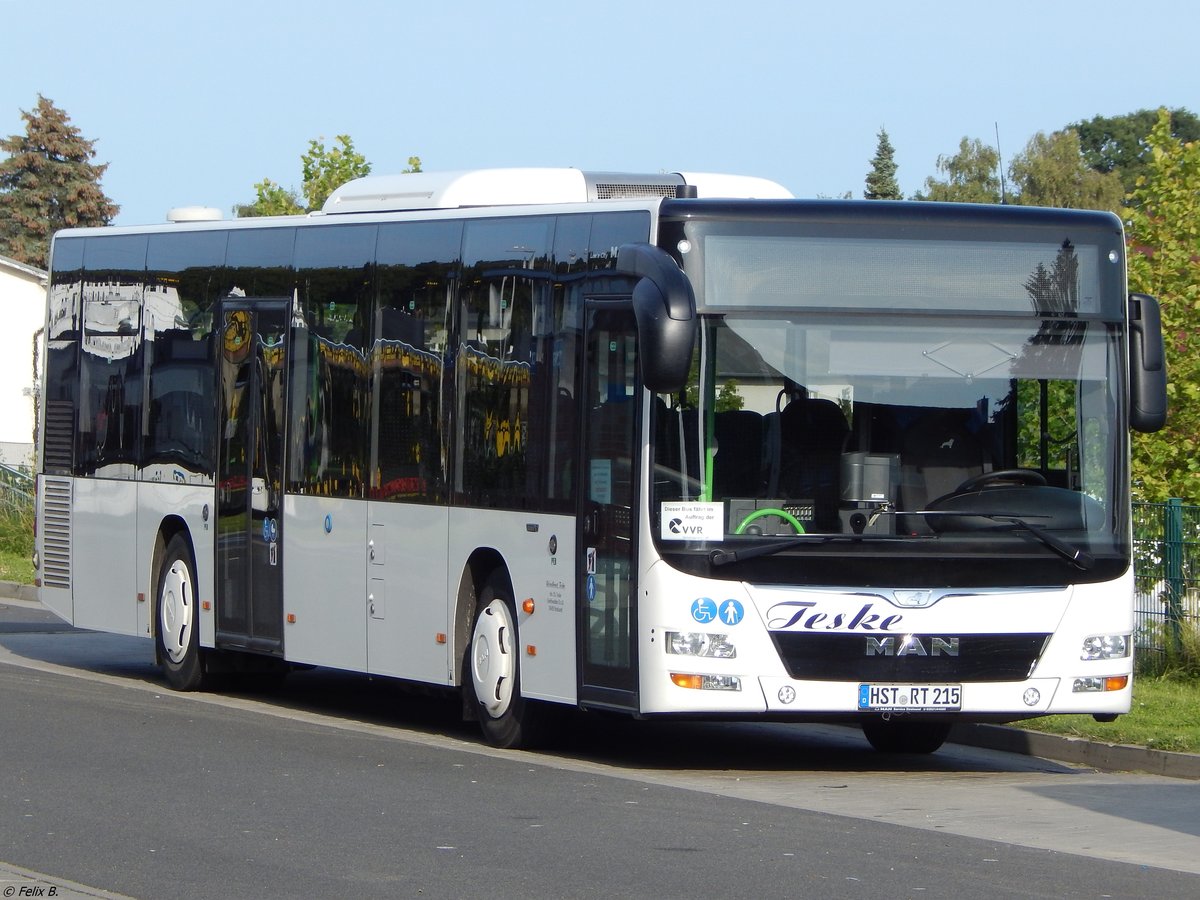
[{"left": 322, "top": 167, "right": 792, "bottom": 214}]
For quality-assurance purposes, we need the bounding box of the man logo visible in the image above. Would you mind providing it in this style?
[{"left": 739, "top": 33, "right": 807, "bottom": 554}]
[{"left": 866, "top": 635, "right": 960, "bottom": 657}]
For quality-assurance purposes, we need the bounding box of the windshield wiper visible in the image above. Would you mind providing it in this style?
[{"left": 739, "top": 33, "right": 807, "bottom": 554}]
[
  {"left": 898, "top": 508, "right": 1095, "bottom": 570},
  {"left": 935, "top": 511, "right": 1095, "bottom": 570}
]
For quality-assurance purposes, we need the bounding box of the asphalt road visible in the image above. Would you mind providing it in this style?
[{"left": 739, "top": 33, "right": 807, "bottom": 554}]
[{"left": 2, "top": 599, "right": 1199, "bottom": 899}]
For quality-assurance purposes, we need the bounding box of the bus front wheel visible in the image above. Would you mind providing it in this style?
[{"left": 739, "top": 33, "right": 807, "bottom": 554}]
[
  {"left": 466, "top": 572, "right": 547, "bottom": 749},
  {"left": 155, "top": 533, "right": 206, "bottom": 691},
  {"left": 861, "top": 718, "right": 951, "bottom": 754}
]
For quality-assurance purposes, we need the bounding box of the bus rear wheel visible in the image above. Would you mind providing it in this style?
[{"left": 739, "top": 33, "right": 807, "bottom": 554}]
[
  {"left": 466, "top": 572, "right": 547, "bottom": 749},
  {"left": 861, "top": 718, "right": 951, "bottom": 754},
  {"left": 155, "top": 533, "right": 206, "bottom": 691}
]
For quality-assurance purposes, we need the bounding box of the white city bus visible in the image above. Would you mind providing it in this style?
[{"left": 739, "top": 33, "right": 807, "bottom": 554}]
[{"left": 35, "top": 168, "right": 1167, "bottom": 753}]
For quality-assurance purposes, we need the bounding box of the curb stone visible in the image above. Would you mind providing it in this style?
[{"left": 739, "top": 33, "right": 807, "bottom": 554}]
[
  {"left": 2, "top": 579, "right": 1197, "bottom": 779},
  {"left": 950, "top": 722, "right": 1200, "bottom": 779},
  {"left": 0, "top": 580, "right": 38, "bottom": 603}
]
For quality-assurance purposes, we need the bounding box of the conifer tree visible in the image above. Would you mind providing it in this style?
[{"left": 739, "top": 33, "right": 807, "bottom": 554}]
[
  {"left": 864, "top": 127, "right": 902, "bottom": 200},
  {"left": 0, "top": 95, "right": 118, "bottom": 267}
]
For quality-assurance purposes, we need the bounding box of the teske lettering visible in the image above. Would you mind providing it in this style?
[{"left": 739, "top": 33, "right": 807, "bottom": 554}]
[{"left": 766, "top": 600, "right": 904, "bottom": 632}]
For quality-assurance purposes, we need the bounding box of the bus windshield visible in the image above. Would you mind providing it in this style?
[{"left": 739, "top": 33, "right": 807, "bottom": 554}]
[{"left": 652, "top": 214, "right": 1128, "bottom": 586}]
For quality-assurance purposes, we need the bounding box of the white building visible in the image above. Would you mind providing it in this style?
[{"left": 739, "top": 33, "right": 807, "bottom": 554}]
[{"left": 0, "top": 254, "right": 47, "bottom": 468}]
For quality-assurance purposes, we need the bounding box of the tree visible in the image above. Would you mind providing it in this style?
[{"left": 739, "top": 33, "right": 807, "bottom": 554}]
[
  {"left": 1007, "top": 129, "right": 1124, "bottom": 213},
  {"left": 237, "top": 136, "right": 421, "bottom": 217},
  {"left": 241, "top": 178, "right": 305, "bottom": 217},
  {"left": 1073, "top": 108, "right": 1200, "bottom": 194},
  {"left": 864, "top": 127, "right": 901, "bottom": 200},
  {"left": 1124, "top": 110, "right": 1200, "bottom": 501},
  {"left": 915, "top": 137, "right": 1002, "bottom": 203},
  {"left": 299, "top": 134, "right": 373, "bottom": 210},
  {"left": 0, "top": 94, "right": 118, "bottom": 267}
]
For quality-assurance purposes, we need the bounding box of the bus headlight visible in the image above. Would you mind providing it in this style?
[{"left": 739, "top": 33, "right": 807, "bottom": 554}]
[
  {"left": 1081, "top": 635, "right": 1130, "bottom": 661},
  {"left": 665, "top": 631, "right": 736, "bottom": 659}
]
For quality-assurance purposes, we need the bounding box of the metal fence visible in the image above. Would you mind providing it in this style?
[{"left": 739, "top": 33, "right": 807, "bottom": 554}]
[
  {"left": 1134, "top": 499, "right": 1200, "bottom": 660},
  {"left": 0, "top": 463, "right": 33, "bottom": 517}
]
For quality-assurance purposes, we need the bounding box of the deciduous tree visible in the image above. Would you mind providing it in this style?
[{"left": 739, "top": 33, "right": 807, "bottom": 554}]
[
  {"left": 237, "top": 137, "right": 421, "bottom": 217},
  {"left": 1073, "top": 108, "right": 1200, "bottom": 194},
  {"left": 0, "top": 95, "right": 118, "bottom": 267},
  {"left": 1008, "top": 130, "right": 1124, "bottom": 213},
  {"left": 915, "top": 137, "right": 1002, "bottom": 203},
  {"left": 1125, "top": 110, "right": 1200, "bottom": 501}
]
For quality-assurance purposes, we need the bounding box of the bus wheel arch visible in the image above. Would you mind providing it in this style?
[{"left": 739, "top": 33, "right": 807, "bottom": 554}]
[
  {"left": 454, "top": 549, "right": 506, "bottom": 707},
  {"left": 458, "top": 554, "right": 548, "bottom": 748},
  {"left": 153, "top": 524, "right": 207, "bottom": 691}
]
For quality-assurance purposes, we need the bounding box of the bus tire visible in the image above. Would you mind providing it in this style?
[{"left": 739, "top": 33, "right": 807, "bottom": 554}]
[
  {"left": 155, "top": 533, "right": 206, "bottom": 691},
  {"left": 466, "top": 571, "right": 547, "bottom": 749},
  {"left": 860, "top": 718, "right": 951, "bottom": 754}
]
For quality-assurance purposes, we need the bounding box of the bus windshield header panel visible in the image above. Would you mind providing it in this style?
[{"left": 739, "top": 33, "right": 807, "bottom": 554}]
[{"left": 677, "top": 206, "right": 1125, "bottom": 319}]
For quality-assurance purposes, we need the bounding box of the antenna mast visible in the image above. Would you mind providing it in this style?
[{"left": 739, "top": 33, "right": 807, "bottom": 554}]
[{"left": 995, "top": 122, "right": 1008, "bottom": 204}]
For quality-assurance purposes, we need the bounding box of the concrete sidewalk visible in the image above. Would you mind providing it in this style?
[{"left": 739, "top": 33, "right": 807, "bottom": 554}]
[{"left": 3, "top": 580, "right": 1198, "bottom": 780}]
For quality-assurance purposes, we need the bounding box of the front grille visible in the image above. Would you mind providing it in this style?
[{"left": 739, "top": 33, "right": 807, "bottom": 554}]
[{"left": 771, "top": 632, "right": 1050, "bottom": 682}]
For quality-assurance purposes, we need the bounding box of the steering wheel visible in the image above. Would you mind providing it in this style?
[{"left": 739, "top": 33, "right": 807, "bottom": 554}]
[
  {"left": 954, "top": 468, "right": 1047, "bottom": 493},
  {"left": 734, "top": 507, "right": 806, "bottom": 535}
]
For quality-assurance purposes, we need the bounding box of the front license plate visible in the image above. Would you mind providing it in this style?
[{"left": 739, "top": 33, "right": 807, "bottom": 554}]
[{"left": 858, "top": 683, "right": 962, "bottom": 711}]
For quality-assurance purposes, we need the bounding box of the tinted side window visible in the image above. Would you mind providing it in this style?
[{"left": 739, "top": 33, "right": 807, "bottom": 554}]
[
  {"left": 288, "top": 224, "right": 375, "bottom": 498},
  {"left": 77, "top": 235, "right": 147, "bottom": 477},
  {"left": 142, "top": 230, "right": 227, "bottom": 482},
  {"left": 371, "top": 220, "right": 460, "bottom": 503},
  {"left": 457, "top": 217, "right": 554, "bottom": 508},
  {"left": 43, "top": 237, "right": 84, "bottom": 474},
  {"left": 531, "top": 214, "right": 592, "bottom": 509},
  {"left": 222, "top": 227, "right": 296, "bottom": 298},
  {"left": 588, "top": 210, "right": 652, "bottom": 271}
]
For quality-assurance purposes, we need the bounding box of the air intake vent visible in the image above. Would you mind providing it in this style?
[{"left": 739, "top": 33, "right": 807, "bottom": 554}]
[
  {"left": 43, "top": 400, "right": 74, "bottom": 473},
  {"left": 40, "top": 477, "right": 72, "bottom": 590},
  {"left": 593, "top": 181, "right": 681, "bottom": 200}
]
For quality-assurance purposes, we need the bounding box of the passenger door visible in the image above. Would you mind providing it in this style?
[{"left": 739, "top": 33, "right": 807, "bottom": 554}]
[
  {"left": 578, "top": 303, "right": 640, "bottom": 710},
  {"left": 215, "top": 300, "right": 289, "bottom": 653}
]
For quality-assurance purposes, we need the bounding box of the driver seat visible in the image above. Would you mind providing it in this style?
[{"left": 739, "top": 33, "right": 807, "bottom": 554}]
[{"left": 899, "top": 410, "right": 990, "bottom": 533}]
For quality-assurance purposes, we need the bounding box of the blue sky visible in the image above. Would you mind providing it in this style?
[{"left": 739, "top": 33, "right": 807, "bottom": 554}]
[{"left": 3, "top": 0, "right": 1196, "bottom": 226}]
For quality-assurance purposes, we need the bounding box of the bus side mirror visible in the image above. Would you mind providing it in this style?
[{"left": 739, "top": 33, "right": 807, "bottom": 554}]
[
  {"left": 1129, "top": 293, "right": 1167, "bottom": 433},
  {"left": 616, "top": 243, "right": 697, "bottom": 393}
]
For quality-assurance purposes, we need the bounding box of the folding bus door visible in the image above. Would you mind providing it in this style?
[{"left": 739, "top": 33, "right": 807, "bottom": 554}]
[
  {"left": 215, "top": 300, "right": 289, "bottom": 654},
  {"left": 578, "top": 302, "right": 639, "bottom": 710}
]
